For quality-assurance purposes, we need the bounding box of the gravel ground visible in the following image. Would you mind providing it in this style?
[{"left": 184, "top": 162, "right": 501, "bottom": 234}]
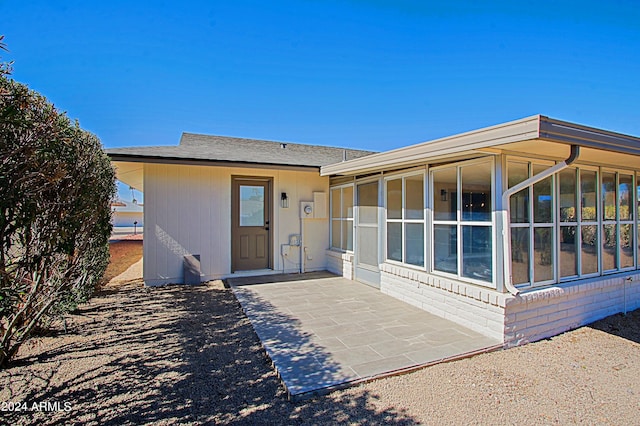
[{"left": 1, "top": 242, "right": 639, "bottom": 425}]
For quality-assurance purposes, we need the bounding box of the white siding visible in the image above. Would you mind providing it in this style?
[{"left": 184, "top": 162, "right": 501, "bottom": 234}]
[{"left": 143, "top": 163, "right": 329, "bottom": 285}]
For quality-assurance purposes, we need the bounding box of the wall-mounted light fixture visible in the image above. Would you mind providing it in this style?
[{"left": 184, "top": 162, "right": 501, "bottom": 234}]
[
  {"left": 281, "top": 192, "right": 289, "bottom": 208},
  {"left": 440, "top": 189, "right": 448, "bottom": 202}
]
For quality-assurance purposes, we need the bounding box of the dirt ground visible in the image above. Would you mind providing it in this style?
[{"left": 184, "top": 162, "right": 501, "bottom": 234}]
[
  {"left": 0, "top": 241, "right": 639, "bottom": 425},
  {"left": 100, "top": 240, "right": 143, "bottom": 284}
]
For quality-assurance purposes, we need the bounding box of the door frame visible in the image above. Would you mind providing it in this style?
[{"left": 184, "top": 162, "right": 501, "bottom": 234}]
[
  {"left": 354, "top": 177, "right": 382, "bottom": 287},
  {"left": 231, "top": 176, "right": 274, "bottom": 272}
]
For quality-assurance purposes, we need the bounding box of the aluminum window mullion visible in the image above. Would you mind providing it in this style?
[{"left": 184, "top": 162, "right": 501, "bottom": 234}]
[
  {"left": 552, "top": 173, "right": 558, "bottom": 283},
  {"left": 576, "top": 168, "right": 583, "bottom": 279},
  {"left": 597, "top": 170, "right": 603, "bottom": 274},
  {"left": 616, "top": 173, "right": 620, "bottom": 271},
  {"left": 528, "top": 184, "right": 535, "bottom": 287},
  {"left": 339, "top": 188, "right": 344, "bottom": 250},
  {"left": 456, "top": 168, "right": 462, "bottom": 279},
  {"left": 555, "top": 171, "right": 561, "bottom": 283},
  {"left": 402, "top": 177, "right": 406, "bottom": 264}
]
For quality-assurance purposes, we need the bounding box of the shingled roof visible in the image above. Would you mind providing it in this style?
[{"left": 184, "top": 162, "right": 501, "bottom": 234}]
[{"left": 106, "top": 133, "right": 376, "bottom": 168}]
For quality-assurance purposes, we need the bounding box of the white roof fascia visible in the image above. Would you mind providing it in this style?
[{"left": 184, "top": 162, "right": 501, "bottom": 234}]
[{"left": 320, "top": 115, "right": 541, "bottom": 176}]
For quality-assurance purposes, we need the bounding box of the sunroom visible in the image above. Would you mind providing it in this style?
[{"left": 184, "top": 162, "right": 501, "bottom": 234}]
[{"left": 322, "top": 115, "right": 640, "bottom": 345}]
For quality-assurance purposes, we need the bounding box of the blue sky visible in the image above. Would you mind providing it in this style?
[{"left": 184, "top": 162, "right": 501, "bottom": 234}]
[{"left": 1, "top": 1, "right": 639, "bottom": 200}]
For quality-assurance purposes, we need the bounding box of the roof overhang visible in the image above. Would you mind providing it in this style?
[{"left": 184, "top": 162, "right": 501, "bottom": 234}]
[
  {"left": 111, "top": 160, "right": 144, "bottom": 192},
  {"left": 107, "top": 154, "right": 322, "bottom": 193},
  {"left": 320, "top": 115, "right": 640, "bottom": 176}
]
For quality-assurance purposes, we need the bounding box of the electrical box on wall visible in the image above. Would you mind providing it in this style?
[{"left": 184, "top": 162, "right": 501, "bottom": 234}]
[
  {"left": 289, "top": 234, "right": 301, "bottom": 246},
  {"left": 313, "top": 192, "right": 327, "bottom": 218},
  {"left": 300, "top": 201, "right": 314, "bottom": 218}
]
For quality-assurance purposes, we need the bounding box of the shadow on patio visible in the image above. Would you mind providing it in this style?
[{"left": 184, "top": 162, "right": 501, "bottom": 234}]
[
  {"left": 228, "top": 272, "right": 502, "bottom": 400},
  {"left": 228, "top": 272, "right": 361, "bottom": 398},
  {"left": 0, "top": 279, "right": 417, "bottom": 425}
]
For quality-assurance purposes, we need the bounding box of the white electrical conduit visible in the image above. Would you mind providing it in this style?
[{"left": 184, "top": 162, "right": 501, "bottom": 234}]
[
  {"left": 501, "top": 145, "right": 580, "bottom": 295},
  {"left": 300, "top": 216, "right": 305, "bottom": 274}
]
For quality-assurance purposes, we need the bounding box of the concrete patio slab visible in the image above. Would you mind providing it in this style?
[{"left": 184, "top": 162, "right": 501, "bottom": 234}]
[{"left": 228, "top": 271, "right": 502, "bottom": 399}]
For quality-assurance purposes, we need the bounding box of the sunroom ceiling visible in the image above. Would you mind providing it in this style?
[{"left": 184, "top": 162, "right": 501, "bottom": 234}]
[{"left": 495, "top": 140, "right": 640, "bottom": 170}]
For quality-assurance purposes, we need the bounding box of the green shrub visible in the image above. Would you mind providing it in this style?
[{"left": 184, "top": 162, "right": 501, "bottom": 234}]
[{"left": 0, "top": 39, "right": 116, "bottom": 366}]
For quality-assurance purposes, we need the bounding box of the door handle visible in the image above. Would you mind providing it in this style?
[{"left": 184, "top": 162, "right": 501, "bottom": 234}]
[{"left": 265, "top": 227, "right": 270, "bottom": 231}]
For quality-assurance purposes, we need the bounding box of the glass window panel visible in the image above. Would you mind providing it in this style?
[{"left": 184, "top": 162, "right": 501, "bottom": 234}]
[
  {"left": 462, "top": 226, "right": 492, "bottom": 282},
  {"left": 602, "top": 224, "right": 617, "bottom": 270},
  {"left": 331, "top": 188, "right": 341, "bottom": 219},
  {"left": 386, "top": 222, "right": 402, "bottom": 262},
  {"left": 358, "top": 182, "right": 379, "bottom": 224},
  {"left": 533, "top": 165, "right": 552, "bottom": 223},
  {"left": 331, "top": 219, "right": 341, "bottom": 249},
  {"left": 461, "top": 162, "right": 492, "bottom": 221},
  {"left": 534, "top": 227, "right": 554, "bottom": 282},
  {"left": 559, "top": 169, "right": 577, "bottom": 222},
  {"left": 387, "top": 179, "right": 402, "bottom": 220},
  {"left": 357, "top": 226, "right": 378, "bottom": 267},
  {"left": 508, "top": 161, "right": 529, "bottom": 188},
  {"left": 239, "top": 185, "right": 264, "bottom": 227},
  {"left": 559, "top": 226, "right": 578, "bottom": 278},
  {"left": 433, "top": 168, "right": 457, "bottom": 221},
  {"left": 405, "top": 223, "right": 424, "bottom": 267},
  {"left": 511, "top": 227, "right": 530, "bottom": 285},
  {"left": 619, "top": 174, "right": 632, "bottom": 221},
  {"left": 510, "top": 188, "right": 529, "bottom": 223},
  {"left": 581, "top": 225, "right": 598, "bottom": 275},
  {"left": 580, "top": 170, "right": 597, "bottom": 221},
  {"left": 434, "top": 225, "right": 457, "bottom": 274},
  {"left": 405, "top": 174, "right": 424, "bottom": 219},
  {"left": 342, "top": 220, "right": 353, "bottom": 251},
  {"left": 602, "top": 172, "right": 616, "bottom": 221},
  {"left": 343, "top": 186, "right": 354, "bottom": 218},
  {"left": 620, "top": 224, "right": 634, "bottom": 269}
]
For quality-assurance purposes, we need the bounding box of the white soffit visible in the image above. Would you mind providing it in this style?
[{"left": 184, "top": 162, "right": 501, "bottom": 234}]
[
  {"left": 494, "top": 140, "right": 571, "bottom": 160},
  {"left": 112, "top": 161, "right": 144, "bottom": 192},
  {"left": 575, "top": 147, "right": 640, "bottom": 170}
]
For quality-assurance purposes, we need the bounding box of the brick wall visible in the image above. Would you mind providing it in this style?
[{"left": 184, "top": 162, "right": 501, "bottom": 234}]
[
  {"left": 326, "top": 250, "right": 354, "bottom": 280},
  {"left": 504, "top": 273, "right": 640, "bottom": 347},
  {"left": 379, "top": 263, "right": 640, "bottom": 347},
  {"left": 379, "top": 264, "right": 507, "bottom": 341}
]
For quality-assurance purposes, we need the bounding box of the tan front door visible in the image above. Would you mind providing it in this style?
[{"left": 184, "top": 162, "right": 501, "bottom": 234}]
[{"left": 231, "top": 177, "right": 272, "bottom": 272}]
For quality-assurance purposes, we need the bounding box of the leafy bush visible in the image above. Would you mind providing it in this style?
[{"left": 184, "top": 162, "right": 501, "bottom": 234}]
[{"left": 0, "top": 38, "right": 116, "bottom": 366}]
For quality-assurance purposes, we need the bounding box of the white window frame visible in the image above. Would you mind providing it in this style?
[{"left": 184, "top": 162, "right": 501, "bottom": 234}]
[
  {"left": 637, "top": 172, "right": 640, "bottom": 269},
  {"left": 507, "top": 156, "right": 640, "bottom": 290},
  {"left": 507, "top": 158, "right": 558, "bottom": 288},
  {"left": 329, "top": 183, "right": 354, "bottom": 252},
  {"left": 430, "top": 157, "right": 496, "bottom": 287},
  {"left": 601, "top": 168, "right": 635, "bottom": 273},
  {"left": 384, "top": 170, "right": 427, "bottom": 269}
]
